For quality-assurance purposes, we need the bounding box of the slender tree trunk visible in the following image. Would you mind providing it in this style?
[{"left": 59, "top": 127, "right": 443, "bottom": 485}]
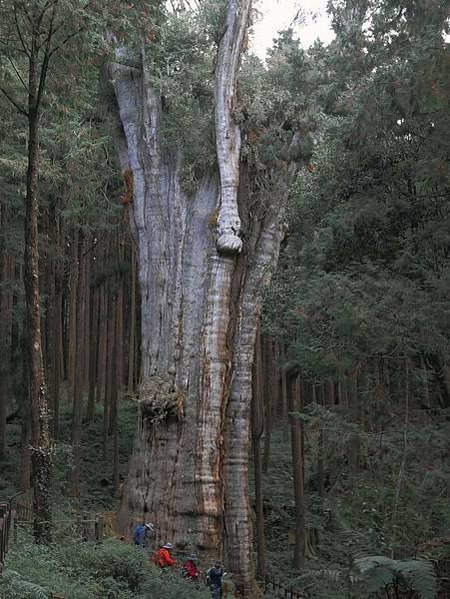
[
  {"left": 112, "top": 289, "right": 120, "bottom": 490},
  {"left": 108, "top": 288, "right": 118, "bottom": 437},
  {"left": 52, "top": 290, "right": 62, "bottom": 440},
  {"left": 20, "top": 389, "right": 32, "bottom": 493},
  {"left": 24, "top": 49, "right": 52, "bottom": 542},
  {"left": 68, "top": 230, "right": 78, "bottom": 390},
  {"left": 19, "top": 284, "right": 32, "bottom": 492},
  {"left": 47, "top": 205, "right": 62, "bottom": 439},
  {"left": 262, "top": 337, "right": 273, "bottom": 474},
  {"left": 289, "top": 375, "right": 306, "bottom": 569},
  {"left": 251, "top": 324, "right": 267, "bottom": 580},
  {"left": 116, "top": 240, "right": 124, "bottom": 391},
  {"left": 83, "top": 240, "right": 91, "bottom": 393},
  {"left": 103, "top": 286, "right": 114, "bottom": 458},
  {"left": 0, "top": 247, "right": 13, "bottom": 458},
  {"left": 68, "top": 233, "right": 85, "bottom": 497},
  {"left": 280, "top": 342, "right": 288, "bottom": 424},
  {"left": 97, "top": 283, "right": 108, "bottom": 404},
  {"left": 127, "top": 248, "right": 137, "bottom": 394},
  {"left": 86, "top": 286, "right": 99, "bottom": 423}
]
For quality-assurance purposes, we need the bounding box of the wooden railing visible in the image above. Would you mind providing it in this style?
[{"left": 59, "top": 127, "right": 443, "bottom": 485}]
[
  {"left": 1, "top": 500, "right": 306, "bottom": 598},
  {"left": 75, "top": 513, "right": 105, "bottom": 542},
  {"left": 0, "top": 502, "right": 13, "bottom": 570},
  {"left": 15, "top": 495, "right": 33, "bottom": 524},
  {"left": 264, "top": 577, "right": 305, "bottom": 598}
]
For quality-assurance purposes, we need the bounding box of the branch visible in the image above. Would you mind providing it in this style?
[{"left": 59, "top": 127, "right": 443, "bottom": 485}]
[
  {"left": 6, "top": 56, "right": 28, "bottom": 91},
  {"left": 0, "top": 87, "right": 28, "bottom": 116},
  {"left": 13, "top": 4, "right": 30, "bottom": 57},
  {"left": 35, "top": 0, "right": 58, "bottom": 33},
  {"left": 48, "top": 26, "right": 84, "bottom": 59},
  {"left": 35, "top": 0, "right": 58, "bottom": 111}
]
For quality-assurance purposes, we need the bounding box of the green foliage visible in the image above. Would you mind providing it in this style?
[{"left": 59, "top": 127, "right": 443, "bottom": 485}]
[
  {"left": 2, "top": 531, "right": 210, "bottom": 599},
  {"left": 265, "top": 0, "right": 450, "bottom": 381},
  {"left": 0, "top": 571, "right": 50, "bottom": 599},
  {"left": 353, "top": 555, "right": 436, "bottom": 598}
]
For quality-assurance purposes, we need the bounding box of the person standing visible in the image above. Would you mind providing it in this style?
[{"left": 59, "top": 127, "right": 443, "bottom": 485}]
[
  {"left": 132, "top": 522, "right": 155, "bottom": 548},
  {"left": 207, "top": 562, "right": 224, "bottom": 599},
  {"left": 153, "top": 542, "right": 176, "bottom": 570},
  {"left": 182, "top": 554, "right": 200, "bottom": 581}
]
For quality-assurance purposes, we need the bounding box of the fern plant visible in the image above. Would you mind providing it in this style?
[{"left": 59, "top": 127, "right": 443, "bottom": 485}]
[
  {"left": 0, "top": 570, "right": 50, "bottom": 599},
  {"left": 353, "top": 555, "right": 436, "bottom": 598}
]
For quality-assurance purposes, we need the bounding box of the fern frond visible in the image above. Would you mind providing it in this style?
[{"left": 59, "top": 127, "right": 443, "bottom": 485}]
[{"left": 353, "top": 555, "right": 436, "bottom": 599}]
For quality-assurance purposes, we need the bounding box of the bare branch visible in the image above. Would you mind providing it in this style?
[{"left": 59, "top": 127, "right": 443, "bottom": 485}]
[
  {"left": 35, "top": 0, "right": 60, "bottom": 111},
  {"left": 48, "top": 25, "right": 84, "bottom": 59},
  {"left": 14, "top": 4, "right": 30, "bottom": 56},
  {"left": 0, "top": 86, "right": 28, "bottom": 116},
  {"left": 6, "top": 56, "right": 28, "bottom": 91}
]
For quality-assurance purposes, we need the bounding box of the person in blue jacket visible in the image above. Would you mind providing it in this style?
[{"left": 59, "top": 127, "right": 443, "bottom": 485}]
[
  {"left": 207, "top": 562, "right": 224, "bottom": 599},
  {"left": 132, "top": 522, "right": 155, "bottom": 548}
]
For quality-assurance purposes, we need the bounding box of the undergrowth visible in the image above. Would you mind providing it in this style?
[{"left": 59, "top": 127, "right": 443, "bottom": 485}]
[
  {"left": 260, "top": 410, "right": 450, "bottom": 598},
  {"left": 1, "top": 530, "right": 210, "bottom": 599}
]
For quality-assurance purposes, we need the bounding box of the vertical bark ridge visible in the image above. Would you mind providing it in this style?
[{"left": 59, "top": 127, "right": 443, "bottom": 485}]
[
  {"left": 223, "top": 212, "right": 286, "bottom": 597},
  {"left": 214, "top": 0, "right": 252, "bottom": 253}
]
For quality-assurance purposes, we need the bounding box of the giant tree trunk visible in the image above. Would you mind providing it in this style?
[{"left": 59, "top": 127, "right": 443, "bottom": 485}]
[{"left": 108, "top": 2, "right": 296, "bottom": 595}]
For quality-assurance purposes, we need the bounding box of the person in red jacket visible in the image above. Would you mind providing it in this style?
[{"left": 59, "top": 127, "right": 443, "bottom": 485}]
[
  {"left": 182, "top": 554, "right": 199, "bottom": 581},
  {"left": 153, "top": 543, "right": 176, "bottom": 570}
]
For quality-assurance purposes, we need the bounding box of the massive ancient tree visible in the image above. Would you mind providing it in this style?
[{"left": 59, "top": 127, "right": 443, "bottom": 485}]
[{"left": 107, "top": 1, "right": 303, "bottom": 595}]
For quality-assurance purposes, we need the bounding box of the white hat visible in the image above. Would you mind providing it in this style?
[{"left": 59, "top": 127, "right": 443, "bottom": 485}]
[
  {"left": 145, "top": 522, "right": 155, "bottom": 531},
  {"left": 163, "top": 542, "right": 173, "bottom": 549}
]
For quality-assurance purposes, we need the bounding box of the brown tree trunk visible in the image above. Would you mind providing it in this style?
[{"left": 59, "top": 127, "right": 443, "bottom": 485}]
[
  {"left": 0, "top": 247, "right": 13, "bottom": 458},
  {"left": 68, "top": 230, "right": 78, "bottom": 391},
  {"left": 47, "top": 206, "right": 63, "bottom": 440},
  {"left": 289, "top": 375, "right": 306, "bottom": 569},
  {"left": 68, "top": 233, "right": 85, "bottom": 497},
  {"left": 97, "top": 283, "right": 108, "bottom": 405},
  {"left": 112, "top": 287, "right": 120, "bottom": 491},
  {"left": 24, "top": 45, "right": 52, "bottom": 542},
  {"left": 86, "top": 286, "right": 99, "bottom": 423},
  {"left": 20, "top": 390, "right": 32, "bottom": 493},
  {"left": 262, "top": 337, "right": 274, "bottom": 474},
  {"left": 251, "top": 324, "right": 267, "bottom": 580},
  {"left": 116, "top": 237, "right": 124, "bottom": 391},
  {"left": 104, "top": 285, "right": 115, "bottom": 457}
]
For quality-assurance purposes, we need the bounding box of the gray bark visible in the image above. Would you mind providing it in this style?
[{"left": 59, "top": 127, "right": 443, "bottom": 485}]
[{"left": 105, "top": 3, "right": 297, "bottom": 595}]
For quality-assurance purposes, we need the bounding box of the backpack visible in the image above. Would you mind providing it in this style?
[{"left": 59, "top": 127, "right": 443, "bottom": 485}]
[{"left": 133, "top": 525, "right": 146, "bottom": 545}]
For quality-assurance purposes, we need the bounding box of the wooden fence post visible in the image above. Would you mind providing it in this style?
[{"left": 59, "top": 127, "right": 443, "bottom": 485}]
[
  {"left": 95, "top": 515, "right": 104, "bottom": 543},
  {"left": 76, "top": 514, "right": 82, "bottom": 537}
]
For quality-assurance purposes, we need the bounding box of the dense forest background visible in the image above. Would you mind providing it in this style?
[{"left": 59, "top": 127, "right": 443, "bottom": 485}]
[{"left": 0, "top": 0, "right": 449, "bottom": 597}]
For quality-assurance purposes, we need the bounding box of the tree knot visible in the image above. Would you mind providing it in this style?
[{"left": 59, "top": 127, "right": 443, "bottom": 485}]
[{"left": 139, "top": 376, "right": 184, "bottom": 425}]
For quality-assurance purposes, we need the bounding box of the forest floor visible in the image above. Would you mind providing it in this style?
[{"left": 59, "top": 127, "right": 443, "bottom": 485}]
[{"left": 1, "top": 395, "right": 450, "bottom": 597}]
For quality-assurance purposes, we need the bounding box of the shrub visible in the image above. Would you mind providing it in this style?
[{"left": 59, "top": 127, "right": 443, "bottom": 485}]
[{"left": 2, "top": 531, "right": 210, "bottom": 599}]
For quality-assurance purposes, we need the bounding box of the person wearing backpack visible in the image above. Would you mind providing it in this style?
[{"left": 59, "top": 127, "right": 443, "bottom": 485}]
[
  {"left": 152, "top": 542, "right": 176, "bottom": 570},
  {"left": 132, "top": 522, "right": 155, "bottom": 548},
  {"left": 207, "top": 562, "right": 224, "bottom": 599},
  {"left": 182, "top": 554, "right": 200, "bottom": 581}
]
